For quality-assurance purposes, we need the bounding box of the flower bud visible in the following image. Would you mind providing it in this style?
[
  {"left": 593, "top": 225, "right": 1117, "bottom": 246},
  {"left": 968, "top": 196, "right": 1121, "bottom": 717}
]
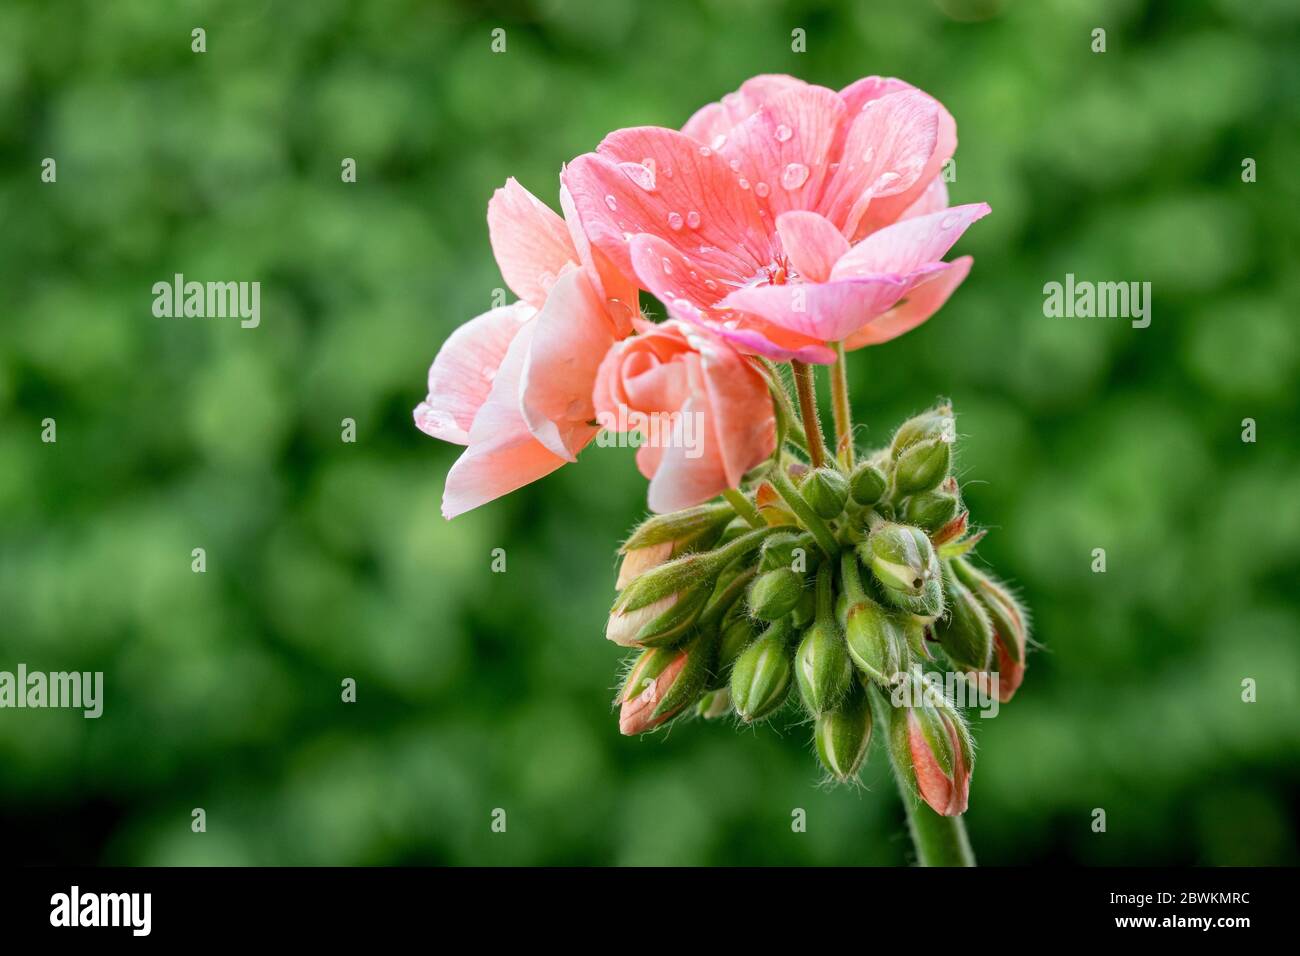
[
  {"left": 729, "top": 620, "right": 794, "bottom": 722},
  {"left": 814, "top": 684, "right": 873, "bottom": 782},
  {"left": 619, "top": 642, "right": 709, "bottom": 735},
  {"left": 696, "top": 688, "right": 732, "bottom": 719},
  {"left": 894, "top": 437, "right": 951, "bottom": 495},
  {"left": 930, "top": 508, "right": 968, "bottom": 547},
  {"left": 889, "top": 404, "right": 954, "bottom": 458},
  {"left": 903, "top": 485, "right": 961, "bottom": 533},
  {"left": 791, "top": 586, "right": 816, "bottom": 628},
  {"left": 849, "top": 461, "right": 888, "bottom": 506},
  {"left": 747, "top": 567, "right": 805, "bottom": 621},
  {"left": 936, "top": 561, "right": 993, "bottom": 671},
  {"left": 861, "top": 523, "right": 944, "bottom": 617},
  {"left": 802, "top": 467, "right": 849, "bottom": 519},
  {"left": 759, "top": 530, "right": 817, "bottom": 572},
  {"left": 717, "top": 612, "right": 755, "bottom": 675},
  {"left": 844, "top": 598, "right": 906, "bottom": 684},
  {"left": 795, "top": 620, "right": 853, "bottom": 716},
  {"left": 617, "top": 503, "right": 733, "bottom": 588},
  {"left": 606, "top": 585, "right": 709, "bottom": 647},
  {"left": 953, "top": 558, "right": 1029, "bottom": 702},
  {"left": 717, "top": 515, "right": 753, "bottom": 543},
  {"left": 886, "top": 682, "right": 973, "bottom": 816}
]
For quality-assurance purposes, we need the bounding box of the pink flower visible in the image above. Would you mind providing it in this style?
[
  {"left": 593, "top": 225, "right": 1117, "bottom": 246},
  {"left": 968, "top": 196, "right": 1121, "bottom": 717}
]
[
  {"left": 562, "top": 74, "right": 987, "bottom": 362},
  {"left": 592, "top": 320, "right": 775, "bottom": 513},
  {"left": 907, "top": 706, "right": 972, "bottom": 817},
  {"left": 414, "top": 179, "right": 639, "bottom": 518}
]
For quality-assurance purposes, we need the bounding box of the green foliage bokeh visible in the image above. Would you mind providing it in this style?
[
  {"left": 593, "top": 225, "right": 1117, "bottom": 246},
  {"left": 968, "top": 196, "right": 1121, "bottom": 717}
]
[{"left": 1, "top": 0, "right": 1297, "bottom": 865}]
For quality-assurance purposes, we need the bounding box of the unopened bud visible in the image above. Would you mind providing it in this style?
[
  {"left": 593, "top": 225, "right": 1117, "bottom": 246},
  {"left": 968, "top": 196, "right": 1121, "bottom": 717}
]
[
  {"left": 696, "top": 688, "right": 732, "bottom": 719},
  {"left": 760, "top": 530, "right": 816, "bottom": 571},
  {"left": 794, "top": 620, "right": 853, "bottom": 716},
  {"left": 747, "top": 567, "right": 805, "bottom": 621},
  {"left": 844, "top": 598, "right": 906, "bottom": 684},
  {"left": 903, "top": 485, "right": 960, "bottom": 533},
  {"left": 619, "top": 643, "right": 708, "bottom": 735},
  {"left": 802, "top": 467, "right": 849, "bottom": 519},
  {"left": 717, "top": 612, "right": 755, "bottom": 675},
  {"left": 894, "top": 437, "right": 951, "bottom": 495},
  {"left": 618, "top": 503, "right": 733, "bottom": 588},
  {"left": 887, "top": 684, "right": 973, "bottom": 816},
  {"left": 861, "top": 523, "right": 944, "bottom": 617},
  {"left": 729, "top": 620, "right": 794, "bottom": 722},
  {"left": 890, "top": 404, "right": 954, "bottom": 458},
  {"left": 791, "top": 586, "right": 816, "bottom": 628},
  {"left": 936, "top": 561, "right": 993, "bottom": 671},
  {"left": 814, "top": 684, "right": 873, "bottom": 782},
  {"left": 849, "top": 461, "right": 888, "bottom": 505},
  {"left": 953, "top": 558, "right": 1029, "bottom": 702}
]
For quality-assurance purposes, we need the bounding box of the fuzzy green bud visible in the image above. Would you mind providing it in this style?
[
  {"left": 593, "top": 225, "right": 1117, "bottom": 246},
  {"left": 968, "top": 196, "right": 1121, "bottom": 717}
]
[
  {"left": 936, "top": 561, "right": 994, "bottom": 671},
  {"left": 747, "top": 567, "right": 805, "bottom": 622},
  {"left": 760, "top": 530, "right": 817, "bottom": 572},
  {"left": 890, "top": 404, "right": 954, "bottom": 458},
  {"left": 894, "top": 437, "right": 951, "bottom": 495},
  {"left": 794, "top": 565, "right": 852, "bottom": 716},
  {"left": 903, "top": 485, "right": 961, "bottom": 532},
  {"left": 814, "top": 684, "right": 873, "bottom": 781},
  {"left": 849, "top": 461, "right": 888, "bottom": 506},
  {"left": 619, "top": 641, "right": 712, "bottom": 735},
  {"left": 695, "top": 688, "right": 732, "bottom": 719},
  {"left": 861, "top": 523, "right": 944, "bottom": 617},
  {"left": 844, "top": 598, "right": 906, "bottom": 684},
  {"left": 729, "top": 620, "right": 794, "bottom": 722},
  {"left": 802, "top": 467, "right": 850, "bottom": 519}
]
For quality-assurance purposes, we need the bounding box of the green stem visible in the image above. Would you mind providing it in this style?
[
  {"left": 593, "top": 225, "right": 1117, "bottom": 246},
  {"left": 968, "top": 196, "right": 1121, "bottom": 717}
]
[
  {"left": 829, "top": 341, "right": 854, "bottom": 469},
  {"left": 868, "top": 686, "right": 976, "bottom": 867},
  {"left": 766, "top": 465, "right": 839, "bottom": 557},
  {"left": 790, "top": 360, "right": 828, "bottom": 470},
  {"left": 722, "top": 488, "right": 764, "bottom": 529}
]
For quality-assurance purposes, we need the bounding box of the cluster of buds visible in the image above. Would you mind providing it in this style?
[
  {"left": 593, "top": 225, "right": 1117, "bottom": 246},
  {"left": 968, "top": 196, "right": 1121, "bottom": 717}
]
[{"left": 609, "top": 402, "right": 1030, "bottom": 817}]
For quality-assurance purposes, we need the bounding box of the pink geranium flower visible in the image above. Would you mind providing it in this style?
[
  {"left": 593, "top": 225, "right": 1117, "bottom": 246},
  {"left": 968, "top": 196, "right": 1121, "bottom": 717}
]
[
  {"left": 593, "top": 320, "right": 775, "bottom": 513},
  {"left": 562, "top": 74, "right": 988, "bottom": 362},
  {"left": 414, "top": 178, "right": 638, "bottom": 518}
]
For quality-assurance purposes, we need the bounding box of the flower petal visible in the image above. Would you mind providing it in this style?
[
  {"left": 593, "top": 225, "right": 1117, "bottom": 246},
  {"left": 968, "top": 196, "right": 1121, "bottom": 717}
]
[
  {"left": 682, "top": 325, "right": 776, "bottom": 490},
  {"left": 520, "top": 267, "right": 615, "bottom": 461},
  {"left": 562, "top": 126, "right": 774, "bottom": 290},
  {"left": 844, "top": 256, "right": 972, "bottom": 349},
  {"left": 414, "top": 302, "right": 534, "bottom": 444},
  {"left": 682, "top": 74, "right": 809, "bottom": 143},
  {"left": 559, "top": 181, "right": 639, "bottom": 336},
  {"left": 487, "top": 178, "right": 576, "bottom": 310},
  {"left": 830, "top": 203, "right": 990, "bottom": 280},
  {"left": 776, "top": 210, "right": 850, "bottom": 283},
  {"left": 442, "top": 320, "right": 568, "bottom": 519},
  {"left": 669, "top": 296, "right": 835, "bottom": 364}
]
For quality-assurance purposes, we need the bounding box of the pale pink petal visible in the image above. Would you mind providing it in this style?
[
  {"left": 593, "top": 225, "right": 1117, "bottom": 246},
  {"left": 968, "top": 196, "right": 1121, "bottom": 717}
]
[
  {"left": 414, "top": 303, "right": 534, "bottom": 444},
  {"left": 559, "top": 181, "right": 639, "bottom": 337},
  {"left": 682, "top": 74, "right": 809, "bottom": 143},
  {"left": 442, "top": 320, "right": 568, "bottom": 519},
  {"left": 716, "top": 84, "right": 845, "bottom": 221},
  {"left": 855, "top": 100, "right": 957, "bottom": 238},
  {"left": 628, "top": 232, "right": 727, "bottom": 312},
  {"left": 844, "top": 257, "right": 972, "bottom": 349},
  {"left": 817, "top": 90, "right": 940, "bottom": 238},
  {"left": 668, "top": 296, "right": 835, "bottom": 364},
  {"left": 487, "top": 179, "right": 577, "bottom": 310},
  {"left": 519, "top": 267, "right": 614, "bottom": 461},
  {"left": 898, "top": 176, "right": 949, "bottom": 221},
  {"left": 776, "top": 211, "right": 850, "bottom": 283},
  {"left": 831, "top": 203, "right": 990, "bottom": 280},
  {"left": 562, "top": 127, "right": 773, "bottom": 288},
  {"left": 718, "top": 270, "right": 943, "bottom": 344},
  {"left": 837, "top": 76, "right": 915, "bottom": 116}
]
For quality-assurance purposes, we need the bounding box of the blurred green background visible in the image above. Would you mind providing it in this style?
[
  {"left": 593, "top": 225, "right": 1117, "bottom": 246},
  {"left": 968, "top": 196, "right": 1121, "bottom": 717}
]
[{"left": 2, "top": 0, "right": 1298, "bottom": 866}]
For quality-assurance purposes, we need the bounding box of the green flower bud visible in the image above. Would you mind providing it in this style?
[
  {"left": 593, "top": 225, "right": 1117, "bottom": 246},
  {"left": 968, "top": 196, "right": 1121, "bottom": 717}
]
[
  {"left": 618, "top": 504, "right": 734, "bottom": 591},
  {"left": 802, "top": 467, "right": 849, "bottom": 519},
  {"left": 791, "top": 586, "right": 816, "bottom": 628},
  {"left": 717, "top": 612, "right": 755, "bottom": 674},
  {"left": 747, "top": 567, "right": 805, "bottom": 621},
  {"left": 894, "top": 437, "right": 951, "bottom": 495},
  {"left": 814, "top": 683, "right": 873, "bottom": 782},
  {"left": 717, "top": 515, "right": 753, "bottom": 544},
  {"left": 952, "top": 557, "right": 1030, "bottom": 702},
  {"left": 849, "top": 461, "right": 888, "bottom": 506},
  {"left": 885, "top": 675, "right": 973, "bottom": 816},
  {"left": 619, "top": 640, "right": 712, "bottom": 735},
  {"left": 759, "top": 530, "right": 817, "bottom": 572},
  {"left": 861, "top": 523, "right": 944, "bottom": 617},
  {"left": 889, "top": 404, "right": 954, "bottom": 458},
  {"left": 729, "top": 619, "right": 794, "bottom": 722},
  {"left": 696, "top": 688, "right": 732, "bottom": 719},
  {"left": 902, "top": 485, "right": 961, "bottom": 532},
  {"left": 844, "top": 598, "right": 906, "bottom": 684},
  {"left": 936, "top": 561, "right": 994, "bottom": 671},
  {"left": 794, "top": 565, "right": 852, "bottom": 716}
]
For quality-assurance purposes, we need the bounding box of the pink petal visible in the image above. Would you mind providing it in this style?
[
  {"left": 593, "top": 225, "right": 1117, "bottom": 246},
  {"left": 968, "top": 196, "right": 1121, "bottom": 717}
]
[
  {"left": 718, "top": 270, "right": 943, "bottom": 344},
  {"left": 681, "top": 74, "right": 809, "bottom": 143},
  {"left": 519, "top": 267, "right": 614, "bottom": 461},
  {"left": 442, "top": 320, "right": 568, "bottom": 519},
  {"left": 845, "top": 256, "right": 972, "bottom": 349},
  {"left": 414, "top": 302, "right": 534, "bottom": 444},
  {"left": 668, "top": 296, "right": 835, "bottom": 364},
  {"left": 855, "top": 103, "right": 957, "bottom": 239},
  {"left": 487, "top": 178, "right": 577, "bottom": 310},
  {"left": 628, "top": 232, "right": 726, "bottom": 312},
  {"left": 776, "top": 210, "right": 850, "bottom": 283},
  {"left": 559, "top": 181, "right": 639, "bottom": 337},
  {"left": 899, "top": 176, "right": 950, "bottom": 221},
  {"left": 715, "top": 84, "right": 845, "bottom": 221},
  {"left": 818, "top": 90, "right": 940, "bottom": 238},
  {"left": 561, "top": 126, "right": 774, "bottom": 291},
  {"left": 831, "top": 203, "right": 990, "bottom": 280}
]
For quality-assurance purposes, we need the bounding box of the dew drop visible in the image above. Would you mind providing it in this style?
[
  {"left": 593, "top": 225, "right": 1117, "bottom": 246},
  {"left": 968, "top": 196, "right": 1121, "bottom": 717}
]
[
  {"left": 699, "top": 145, "right": 713, "bottom": 157},
  {"left": 774, "top": 123, "right": 793, "bottom": 143},
  {"left": 686, "top": 210, "right": 701, "bottom": 229},
  {"left": 729, "top": 159, "right": 742, "bottom": 172},
  {"left": 711, "top": 133, "right": 728, "bottom": 150},
  {"left": 604, "top": 195, "right": 617, "bottom": 210},
  {"left": 738, "top": 178, "right": 750, "bottom": 190},
  {"left": 755, "top": 181, "right": 770, "bottom": 198},
  {"left": 875, "top": 171, "right": 901, "bottom": 190},
  {"left": 668, "top": 211, "right": 684, "bottom": 231},
  {"left": 705, "top": 279, "right": 718, "bottom": 290},
  {"left": 781, "top": 162, "right": 810, "bottom": 190},
  {"left": 661, "top": 257, "right": 673, "bottom": 275}
]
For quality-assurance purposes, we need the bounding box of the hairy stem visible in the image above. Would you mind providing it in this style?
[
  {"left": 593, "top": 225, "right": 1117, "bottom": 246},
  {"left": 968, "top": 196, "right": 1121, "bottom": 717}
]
[
  {"left": 829, "top": 341, "right": 854, "bottom": 468},
  {"left": 790, "top": 360, "right": 828, "bottom": 470},
  {"left": 722, "top": 488, "right": 764, "bottom": 529},
  {"left": 766, "top": 465, "right": 839, "bottom": 557}
]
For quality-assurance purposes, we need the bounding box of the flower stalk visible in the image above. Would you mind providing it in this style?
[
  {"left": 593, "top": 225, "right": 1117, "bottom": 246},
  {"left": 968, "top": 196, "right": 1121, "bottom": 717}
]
[
  {"left": 790, "top": 360, "right": 828, "bottom": 469},
  {"left": 829, "top": 341, "right": 855, "bottom": 469}
]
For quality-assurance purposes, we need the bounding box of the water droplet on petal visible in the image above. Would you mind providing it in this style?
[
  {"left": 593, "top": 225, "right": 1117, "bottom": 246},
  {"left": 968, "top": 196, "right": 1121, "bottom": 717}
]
[
  {"left": 738, "top": 178, "right": 750, "bottom": 190},
  {"left": 661, "top": 257, "right": 673, "bottom": 275},
  {"left": 618, "top": 162, "right": 656, "bottom": 192},
  {"left": 686, "top": 210, "right": 701, "bottom": 229},
  {"left": 781, "top": 162, "right": 810, "bottom": 190},
  {"left": 729, "top": 159, "right": 742, "bottom": 173},
  {"left": 604, "top": 195, "right": 617, "bottom": 210},
  {"left": 698, "top": 145, "right": 712, "bottom": 157},
  {"left": 481, "top": 365, "right": 497, "bottom": 382},
  {"left": 774, "top": 123, "right": 793, "bottom": 143},
  {"left": 668, "top": 211, "right": 684, "bottom": 231},
  {"left": 711, "top": 133, "right": 727, "bottom": 150},
  {"left": 705, "top": 279, "right": 718, "bottom": 291},
  {"left": 862, "top": 146, "right": 875, "bottom": 164},
  {"left": 875, "top": 171, "right": 901, "bottom": 190},
  {"left": 755, "top": 181, "right": 770, "bottom": 198}
]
